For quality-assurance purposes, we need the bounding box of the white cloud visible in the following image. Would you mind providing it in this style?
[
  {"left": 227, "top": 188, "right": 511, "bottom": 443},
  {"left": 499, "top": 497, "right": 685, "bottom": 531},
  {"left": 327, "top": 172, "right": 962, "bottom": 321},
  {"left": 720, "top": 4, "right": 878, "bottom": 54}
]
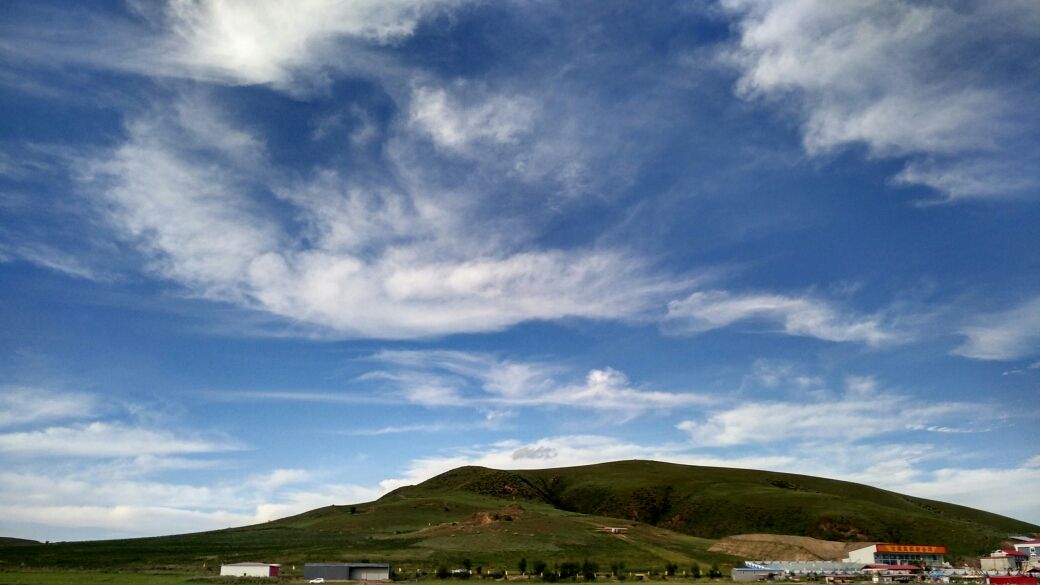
[
  {"left": 0, "top": 244, "right": 103, "bottom": 281},
  {"left": 160, "top": 0, "right": 449, "bottom": 86},
  {"left": 367, "top": 350, "right": 711, "bottom": 416},
  {"left": 0, "top": 422, "right": 234, "bottom": 458},
  {"left": 410, "top": 85, "right": 536, "bottom": 153},
  {"left": 862, "top": 465, "right": 1040, "bottom": 526},
  {"left": 723, "top": 0, "right": 1040, "bottom": 200},
  {"left": 664, "top": 289, "right": 896, "bottom": 345},
  {"left": 0, "top": 466, "right": 379, "bottom": 539},
  {"left": 87, "top": 100, "right": 683, "bottom": 338},
  {"left": 677, "top": 376, "right": 977, "bottom": 447},
  {"left": 952, "top": 296, "right": 1040, "bottom": 361},
  {"left": 0, "top": 387, "right": 98, "bottom": 428},
  {"left": 0, "top": 0, "right": 458, "bottom": 95}
]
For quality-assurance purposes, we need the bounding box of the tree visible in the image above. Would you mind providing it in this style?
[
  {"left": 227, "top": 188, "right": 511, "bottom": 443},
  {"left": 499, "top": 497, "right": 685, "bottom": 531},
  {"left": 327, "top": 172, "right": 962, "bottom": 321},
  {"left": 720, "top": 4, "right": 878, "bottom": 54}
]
[
  {"left": 666, "top": 563, "right": 678, "bottom": 577},
  {"left": 690, "top": 563, "right": 701, "bottom": 579},
  {"left": 534, "top": 560, "right": 548, "bottom": 575},
  {"left": 708, "top": 564, "right": 722, "bottom": 579},
  {"left": 519, "top": 558, "right": 528, "bottom": 575},
  {"left": 581, "top": 559, "right": 599, "bottom": 581},
  {"left": 559, "top": 561, "right": 581, "bottom": 579},
  {"left": 462, "top": 559, "right": 472, "bottom": 571},
  {"left": 437, "top": 567, "right": 450, "bottom": 579}
]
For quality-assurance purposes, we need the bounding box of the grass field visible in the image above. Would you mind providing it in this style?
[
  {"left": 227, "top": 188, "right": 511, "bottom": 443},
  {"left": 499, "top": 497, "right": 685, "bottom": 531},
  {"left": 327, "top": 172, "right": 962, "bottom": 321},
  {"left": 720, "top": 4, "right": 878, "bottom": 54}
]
[{"left": 0, "top": 572, "right": 202, "bottom": 585}]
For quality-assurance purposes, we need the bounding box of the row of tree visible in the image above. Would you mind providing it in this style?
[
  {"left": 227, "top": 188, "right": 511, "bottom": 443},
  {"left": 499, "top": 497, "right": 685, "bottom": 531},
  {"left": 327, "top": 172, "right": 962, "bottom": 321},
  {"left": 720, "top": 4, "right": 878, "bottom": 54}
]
[{"left": 428, "top": 558, "right": 724, "bottom": 580}]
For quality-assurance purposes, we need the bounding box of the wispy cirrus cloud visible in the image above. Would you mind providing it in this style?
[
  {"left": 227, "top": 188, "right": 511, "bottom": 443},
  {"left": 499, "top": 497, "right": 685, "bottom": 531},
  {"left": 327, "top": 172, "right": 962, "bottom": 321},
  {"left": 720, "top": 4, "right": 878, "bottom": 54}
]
[
  {"left": 663, "top": 289, "right": 898, "bottom": 346},
  {"left": 409, "top": 85, "right": 537, "bottom": 154},
  {"left": 676, "top": 375, "right": 983, "bottom": 447},
  {"left": 722, "top": 0, "right": 1040, "bottom": 200},
  {"left": 952, "top": 296, "right": 1040, "bottom": 361},
  {"left": 0, "top": 0, "right": 456, "bottom": 90},
  {"left": 0, "top": 422, "right": 236, "bottom": 458},
  {"left": 81, "top": 95, "right": 684, "bottom": 339},
  {"left": 366, "top": 350, "right": 711, "bottom": 417},
  {"left": 0, "top": 387, "right": 99, "bottom": 428}
]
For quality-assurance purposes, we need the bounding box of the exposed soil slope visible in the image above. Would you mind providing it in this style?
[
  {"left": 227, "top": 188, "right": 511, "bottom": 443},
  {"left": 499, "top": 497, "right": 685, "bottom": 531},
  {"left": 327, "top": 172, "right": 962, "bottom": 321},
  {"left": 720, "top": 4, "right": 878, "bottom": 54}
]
[{"left": 708, "top": 534, "right": 874, "bottom": 561}]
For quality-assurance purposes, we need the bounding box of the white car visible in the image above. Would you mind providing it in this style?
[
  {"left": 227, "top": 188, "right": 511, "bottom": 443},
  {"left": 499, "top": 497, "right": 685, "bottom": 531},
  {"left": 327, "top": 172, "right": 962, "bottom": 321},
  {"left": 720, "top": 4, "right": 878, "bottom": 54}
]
[{"left": 308, "top": 579, "right": 325, "bottom": 583}]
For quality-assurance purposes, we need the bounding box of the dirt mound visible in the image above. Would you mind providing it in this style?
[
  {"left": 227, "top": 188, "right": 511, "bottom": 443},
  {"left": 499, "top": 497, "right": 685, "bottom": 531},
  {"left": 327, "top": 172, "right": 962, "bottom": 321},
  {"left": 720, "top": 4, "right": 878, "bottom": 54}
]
[{"left": 709, "top": 534, "right": 875, "bottom": 561}]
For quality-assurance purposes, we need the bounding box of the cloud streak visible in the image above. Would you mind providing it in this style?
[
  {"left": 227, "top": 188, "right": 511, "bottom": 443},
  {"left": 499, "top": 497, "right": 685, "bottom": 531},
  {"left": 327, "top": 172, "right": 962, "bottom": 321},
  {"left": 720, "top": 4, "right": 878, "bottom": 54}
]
[
  {"left": 676, "top": 377, "right": 978, "bottom": 447},
  {"left": 952, "top": 296, "right": 1040, "bottom": 361},
  {"left": 664, "top": 290, "right": 897, "bottom": 345},
  {"left": 0, "top": 387, "right": 99, "bottom": 428},
  {"left": 367, "top": 350, "right": 711, "bottom": 416}
]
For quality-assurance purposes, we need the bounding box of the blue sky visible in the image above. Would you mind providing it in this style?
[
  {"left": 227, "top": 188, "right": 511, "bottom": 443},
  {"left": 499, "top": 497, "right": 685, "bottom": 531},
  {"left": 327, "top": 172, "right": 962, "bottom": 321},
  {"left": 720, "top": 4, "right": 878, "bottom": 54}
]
[{"left": 1, "top": 0, "right": 1039, "bottom": 542}]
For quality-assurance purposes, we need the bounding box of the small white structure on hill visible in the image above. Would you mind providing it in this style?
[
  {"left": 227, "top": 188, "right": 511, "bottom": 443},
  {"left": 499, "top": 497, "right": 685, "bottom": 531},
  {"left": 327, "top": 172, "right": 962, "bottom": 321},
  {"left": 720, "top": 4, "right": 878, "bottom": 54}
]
[{"left": 220, "top": 562, "right": 281, "bottom": 578}]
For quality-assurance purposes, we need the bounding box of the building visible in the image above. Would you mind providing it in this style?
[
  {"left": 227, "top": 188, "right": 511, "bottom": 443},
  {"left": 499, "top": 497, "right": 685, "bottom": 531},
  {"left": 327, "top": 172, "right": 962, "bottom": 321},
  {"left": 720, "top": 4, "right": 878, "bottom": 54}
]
[
  {"left": 986, "top": 577, "right": 1038, "bottom": 585},
  {"left": 981, "top": 550, "right": 1029, "bottom": 573},
  {"left": 1012, "top": 541, "right": 1040, "bottom": 560},
  {"left": 862, "top": 565, "right": 923, "bottom": 582},
  {"left": 732, "top": 567, "right": 784, "bottom": 582},
  {"left": 304, "top": 563, "right": 391, "bottom": 581},
  {"left": 219, "top": 562, "right": 281, "bottom": 578},
  {"left": 846, "top": 544, "right": 947, "bottom": 568}
]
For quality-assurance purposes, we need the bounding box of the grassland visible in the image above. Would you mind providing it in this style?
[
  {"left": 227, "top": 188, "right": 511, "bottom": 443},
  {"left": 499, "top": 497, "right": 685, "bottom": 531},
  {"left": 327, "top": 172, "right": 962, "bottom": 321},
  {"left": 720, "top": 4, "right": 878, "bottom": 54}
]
[{"left": 1, "top": 460, "right": 1035, "bottom": 577}]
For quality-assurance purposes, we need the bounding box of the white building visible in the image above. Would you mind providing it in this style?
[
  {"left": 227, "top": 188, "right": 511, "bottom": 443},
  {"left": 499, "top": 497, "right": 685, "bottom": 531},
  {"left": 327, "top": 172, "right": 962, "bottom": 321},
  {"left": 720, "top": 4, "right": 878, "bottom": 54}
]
[
  {"left": 845, "top": 544, "right": 947, "bottom": 568},
  {"left": 220, "top": 562, "right": 281, "bottom": 578},
  {"left": 981, "top": 550, "right": 1029, "bottom": 573},
  {"left": 1013, "top": 541, "right": 1040, "bottom": 559}
]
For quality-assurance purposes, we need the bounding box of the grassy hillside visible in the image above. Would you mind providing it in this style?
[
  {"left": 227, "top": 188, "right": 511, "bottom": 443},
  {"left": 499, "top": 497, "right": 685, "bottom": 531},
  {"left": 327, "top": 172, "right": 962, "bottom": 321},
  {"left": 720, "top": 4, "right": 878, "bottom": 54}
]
[
  {"left": 1, "top": 460, "right": 1035, "bottom": 574},
  {"left": 0, "top": 492, "right": 736, "bottom": 575},
  {"left": 390, "top": 460, "right": 1038, "bottom": 557}
]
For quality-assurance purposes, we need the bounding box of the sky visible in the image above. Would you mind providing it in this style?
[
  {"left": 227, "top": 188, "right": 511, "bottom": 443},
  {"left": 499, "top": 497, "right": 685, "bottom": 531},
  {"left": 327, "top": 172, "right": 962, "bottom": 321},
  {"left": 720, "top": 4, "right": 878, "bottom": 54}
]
[{"left": 0, "top": 0, "right": 1039, "bottom": 542}]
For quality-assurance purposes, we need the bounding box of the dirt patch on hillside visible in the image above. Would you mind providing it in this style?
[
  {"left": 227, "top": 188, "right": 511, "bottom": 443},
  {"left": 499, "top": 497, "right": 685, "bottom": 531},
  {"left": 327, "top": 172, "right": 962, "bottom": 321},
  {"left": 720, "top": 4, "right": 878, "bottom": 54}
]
[
  {"left": 709, "top": 534, "right": 875, "bottom": 561},
  {"left": 417, "top": 504, "right": 526, "bottom": 535}
]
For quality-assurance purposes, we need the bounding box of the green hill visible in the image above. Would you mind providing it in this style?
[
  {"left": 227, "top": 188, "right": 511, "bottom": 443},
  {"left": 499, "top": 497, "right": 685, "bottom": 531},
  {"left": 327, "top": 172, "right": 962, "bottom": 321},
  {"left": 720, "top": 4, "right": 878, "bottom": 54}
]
[
  {"left": 398, "top": 460, "right": 1036, "bottom": 556},
  {"left": 0, "top": 460, "right": 1035, "bottom": 575}
]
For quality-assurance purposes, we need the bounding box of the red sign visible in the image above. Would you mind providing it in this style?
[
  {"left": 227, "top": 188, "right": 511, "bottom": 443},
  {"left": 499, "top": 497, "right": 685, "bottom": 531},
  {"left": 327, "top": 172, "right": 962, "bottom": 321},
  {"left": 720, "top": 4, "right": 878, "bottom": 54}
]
[{"left": 876, "top": 544, "right": 947, "bottom": 555}]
